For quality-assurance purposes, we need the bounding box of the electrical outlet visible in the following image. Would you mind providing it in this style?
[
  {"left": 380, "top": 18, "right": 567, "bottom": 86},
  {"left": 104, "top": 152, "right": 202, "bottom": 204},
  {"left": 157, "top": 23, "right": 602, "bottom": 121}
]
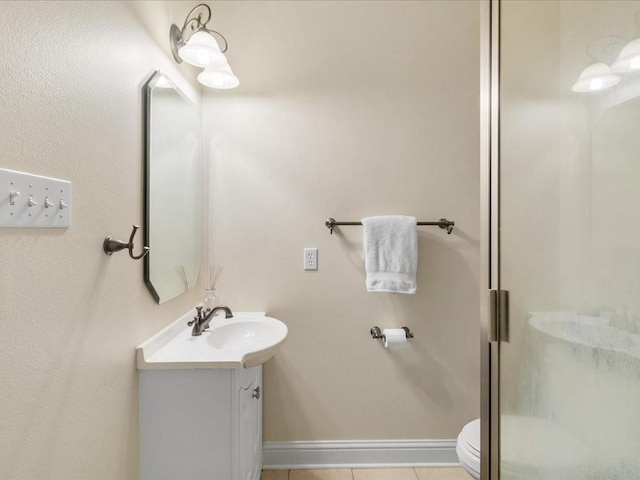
[{"left": 304, "top": 248, "right": 318, "bottom": 270}]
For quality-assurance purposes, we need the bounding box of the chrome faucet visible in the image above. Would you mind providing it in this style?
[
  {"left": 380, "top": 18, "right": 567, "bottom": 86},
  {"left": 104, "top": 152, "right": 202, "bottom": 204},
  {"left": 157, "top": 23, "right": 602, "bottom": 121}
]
[{"left": 187, "top": 305, "right": 233, "bottom": 336}]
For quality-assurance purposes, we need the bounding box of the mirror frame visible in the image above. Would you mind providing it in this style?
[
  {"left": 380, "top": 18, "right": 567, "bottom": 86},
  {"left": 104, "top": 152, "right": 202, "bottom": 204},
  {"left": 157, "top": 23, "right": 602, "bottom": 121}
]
[{"left": 142, "top": 71, "right": 202, "bottom": 304}]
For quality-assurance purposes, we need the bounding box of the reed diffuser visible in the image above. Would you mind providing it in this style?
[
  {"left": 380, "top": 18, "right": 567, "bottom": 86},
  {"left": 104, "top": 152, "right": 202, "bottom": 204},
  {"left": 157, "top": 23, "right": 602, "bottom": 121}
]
[
  {"left": 175, "top": 265, "right": 191, "bottom": 292},
  {"left": 204, "top": 265, "right": 224, "bottom": 311}
]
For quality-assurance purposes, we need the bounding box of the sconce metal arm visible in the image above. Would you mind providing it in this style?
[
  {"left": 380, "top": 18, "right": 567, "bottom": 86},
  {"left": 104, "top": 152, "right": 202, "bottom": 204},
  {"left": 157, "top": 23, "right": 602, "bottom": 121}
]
[
  {"left": 171, "top": 3, "right": 228, "bottom": 57},
  {"left": 182, "top": 3, "right": 212, "bottom": 31}
]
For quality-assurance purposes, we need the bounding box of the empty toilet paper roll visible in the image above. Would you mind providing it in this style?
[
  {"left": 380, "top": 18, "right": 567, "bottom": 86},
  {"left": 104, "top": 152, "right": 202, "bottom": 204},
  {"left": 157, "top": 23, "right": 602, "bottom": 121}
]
[{"left": 382, "top": 328, "right": 406, "bottom": 349}]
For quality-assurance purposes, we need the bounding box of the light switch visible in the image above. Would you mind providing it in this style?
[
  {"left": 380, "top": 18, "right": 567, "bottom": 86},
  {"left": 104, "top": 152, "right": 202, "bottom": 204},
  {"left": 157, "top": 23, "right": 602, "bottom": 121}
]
[{"left": 0, "top": 168, "right": 71, "bottom": 227}]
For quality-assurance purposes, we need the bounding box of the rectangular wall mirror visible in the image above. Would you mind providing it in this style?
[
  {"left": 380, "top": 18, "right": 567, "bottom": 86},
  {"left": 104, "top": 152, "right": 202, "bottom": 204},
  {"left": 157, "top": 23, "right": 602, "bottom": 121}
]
[{"left": 144, "top": 71, "right": 201, "bottom": 304}]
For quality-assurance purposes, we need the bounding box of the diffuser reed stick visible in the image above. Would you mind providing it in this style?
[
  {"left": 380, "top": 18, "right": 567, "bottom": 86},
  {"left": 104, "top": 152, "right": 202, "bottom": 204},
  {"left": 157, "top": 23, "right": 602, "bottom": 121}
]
[
  {"left": 175, "top": 265, "right": 191, "bottom": 291},
  {"left": 209, "top": 264, "right": 224, "bottom": 290},
  {"left": 204, "top": 265, "right": 224, "bottom": 311}
]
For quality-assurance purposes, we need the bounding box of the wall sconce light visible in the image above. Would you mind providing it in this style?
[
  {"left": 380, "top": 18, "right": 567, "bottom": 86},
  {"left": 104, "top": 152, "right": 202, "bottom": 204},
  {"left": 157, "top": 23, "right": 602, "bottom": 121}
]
[
  {"left": 198, "top": 64, "right": 240, "bottom": 89},
  {"left": 170, "top": 4, "right": 239, "bottom": 89},
  {"left": 611, "top": 38, "right": 640, "bottom": 73},
  {"left": 571, "top": 62, "right": 620, "bottom": 93}
]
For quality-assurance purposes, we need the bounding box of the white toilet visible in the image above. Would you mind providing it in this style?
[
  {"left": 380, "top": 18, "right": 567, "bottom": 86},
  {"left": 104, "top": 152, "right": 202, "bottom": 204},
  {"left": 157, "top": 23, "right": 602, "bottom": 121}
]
[
  {"left": 456, "top": 418, "right": 480, "bottom": 479},
  {"left": 456, "top": 416, "right": 594, "bottom": 480}
]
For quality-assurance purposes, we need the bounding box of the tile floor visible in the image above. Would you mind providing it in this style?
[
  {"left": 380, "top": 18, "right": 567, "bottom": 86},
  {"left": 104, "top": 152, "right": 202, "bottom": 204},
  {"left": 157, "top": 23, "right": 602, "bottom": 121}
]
[{"left": 261, "top": 467, "right": 472, "bottom": 480}]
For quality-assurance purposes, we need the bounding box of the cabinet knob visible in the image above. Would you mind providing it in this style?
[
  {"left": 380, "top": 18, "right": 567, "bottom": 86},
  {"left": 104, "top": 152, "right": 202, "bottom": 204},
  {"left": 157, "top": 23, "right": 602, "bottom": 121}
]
[{"left": 252, "top": 386, "right": 260, "bottom": 400}]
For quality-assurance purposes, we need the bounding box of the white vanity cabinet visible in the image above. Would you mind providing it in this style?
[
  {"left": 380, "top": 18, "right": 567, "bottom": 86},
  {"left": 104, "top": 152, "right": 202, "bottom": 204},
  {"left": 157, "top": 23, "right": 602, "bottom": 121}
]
[{"left": 139, "top": 366, "right": 263, "bottom": 480}]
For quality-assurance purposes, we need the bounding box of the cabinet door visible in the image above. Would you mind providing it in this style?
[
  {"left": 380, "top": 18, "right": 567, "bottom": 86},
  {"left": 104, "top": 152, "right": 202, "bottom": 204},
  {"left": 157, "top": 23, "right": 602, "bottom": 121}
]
[
  {"left": 235, "top": 366, "right": 262, "bottom": 480},
  {"left": 249, "top": 368, "right": 262, "bottom": 480},
  {"left": 237, "top": 381, "right": 254, "bottom": 480}
]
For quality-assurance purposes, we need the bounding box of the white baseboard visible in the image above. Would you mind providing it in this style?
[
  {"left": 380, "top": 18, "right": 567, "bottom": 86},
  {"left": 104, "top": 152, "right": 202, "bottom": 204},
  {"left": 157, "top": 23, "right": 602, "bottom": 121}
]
[{"left": 263, "top": 440, "right": 459, "bottom": 470}]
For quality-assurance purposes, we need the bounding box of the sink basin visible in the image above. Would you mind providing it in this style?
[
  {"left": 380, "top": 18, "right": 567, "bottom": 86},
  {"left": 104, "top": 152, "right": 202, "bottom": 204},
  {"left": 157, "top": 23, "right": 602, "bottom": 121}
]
[
  {"left": 206, "top": 317, "right": 288, "bottom": 367},
  {"left": 136, "top": 311, "right": 288, "bottom": 369},
  {"left": 207, "top": 319, "right": 285, "bottom": 349}
]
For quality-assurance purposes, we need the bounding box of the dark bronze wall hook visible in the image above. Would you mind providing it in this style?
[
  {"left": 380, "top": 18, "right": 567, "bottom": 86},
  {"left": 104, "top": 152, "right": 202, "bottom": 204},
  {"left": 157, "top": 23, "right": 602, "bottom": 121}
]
[{"left": 103, "top": 225, "right": 150, "bottom": 260}]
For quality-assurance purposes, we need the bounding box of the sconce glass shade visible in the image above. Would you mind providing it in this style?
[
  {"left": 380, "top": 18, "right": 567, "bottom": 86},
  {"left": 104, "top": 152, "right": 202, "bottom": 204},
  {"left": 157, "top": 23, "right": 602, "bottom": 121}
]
[
  {"left": 611, "top": 39, "right": 640, "bottom": 73},
  {"left": 178, "top": 31, "right": 228, "bottom": 68},
  {"left": 198, "top": 64, "right": 240, "bottom": 89},
  {"left": 571, "top": 63, "right": 620, "bottom": 93}
]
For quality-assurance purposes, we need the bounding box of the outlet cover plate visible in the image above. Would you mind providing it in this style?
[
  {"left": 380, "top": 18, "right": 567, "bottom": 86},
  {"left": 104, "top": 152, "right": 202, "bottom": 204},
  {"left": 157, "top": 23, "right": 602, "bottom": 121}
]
[{"left": 304, "top": 248, "right": 318, "bottom": 271}]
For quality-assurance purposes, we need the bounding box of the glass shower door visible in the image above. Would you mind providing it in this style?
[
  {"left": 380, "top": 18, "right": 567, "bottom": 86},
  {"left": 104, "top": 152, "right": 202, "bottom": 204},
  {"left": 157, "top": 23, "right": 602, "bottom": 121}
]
[{"left": 497, "top": 1, "right": 640, "bottom": 478}]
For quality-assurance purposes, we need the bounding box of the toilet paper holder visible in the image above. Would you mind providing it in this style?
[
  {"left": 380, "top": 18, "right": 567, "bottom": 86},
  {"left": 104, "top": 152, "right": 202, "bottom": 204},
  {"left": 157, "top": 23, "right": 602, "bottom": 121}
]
[{"left": 370, "top": 326, "right": 414, "bottom": 341}]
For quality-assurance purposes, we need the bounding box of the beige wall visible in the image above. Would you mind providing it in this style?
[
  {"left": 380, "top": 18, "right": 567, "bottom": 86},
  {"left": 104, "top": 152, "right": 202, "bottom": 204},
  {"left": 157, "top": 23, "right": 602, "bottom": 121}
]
[
  {"left": 203, "top": 1, "right": 481, "bottom": 442},
  {"left": 0, "top": 2, "right": 204, "bottom": 479}
]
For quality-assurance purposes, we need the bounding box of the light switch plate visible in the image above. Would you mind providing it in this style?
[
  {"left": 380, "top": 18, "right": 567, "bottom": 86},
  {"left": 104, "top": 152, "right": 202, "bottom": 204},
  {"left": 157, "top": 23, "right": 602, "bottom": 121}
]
[{"left": 0, "top": 168, "right": 71, "bottom": 227}]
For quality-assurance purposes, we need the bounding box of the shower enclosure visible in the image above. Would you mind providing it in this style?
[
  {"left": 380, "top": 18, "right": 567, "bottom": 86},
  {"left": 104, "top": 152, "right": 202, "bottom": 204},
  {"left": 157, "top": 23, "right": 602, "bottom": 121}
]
[{"left": 482, "top": 1, "right": 640, "bottom": 478}]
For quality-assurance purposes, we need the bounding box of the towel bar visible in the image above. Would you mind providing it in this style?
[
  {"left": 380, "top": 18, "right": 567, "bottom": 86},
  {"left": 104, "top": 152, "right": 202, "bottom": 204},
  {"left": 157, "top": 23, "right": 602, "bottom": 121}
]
[{"left": 325, "top": 217, "right": 454, "bottom": 235}]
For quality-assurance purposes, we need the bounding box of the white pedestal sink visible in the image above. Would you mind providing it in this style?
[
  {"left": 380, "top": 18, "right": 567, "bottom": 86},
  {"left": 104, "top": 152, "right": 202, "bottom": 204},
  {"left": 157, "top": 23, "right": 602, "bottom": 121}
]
[{"left": 136, "top": 309, "right": 288, "bottom": 480}]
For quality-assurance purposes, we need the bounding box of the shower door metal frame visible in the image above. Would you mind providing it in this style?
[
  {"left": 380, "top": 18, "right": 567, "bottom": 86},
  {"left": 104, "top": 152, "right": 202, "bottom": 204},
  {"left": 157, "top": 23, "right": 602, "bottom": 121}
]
[{"left": 480, "top": 0, "right": 501, "bottom": 479}]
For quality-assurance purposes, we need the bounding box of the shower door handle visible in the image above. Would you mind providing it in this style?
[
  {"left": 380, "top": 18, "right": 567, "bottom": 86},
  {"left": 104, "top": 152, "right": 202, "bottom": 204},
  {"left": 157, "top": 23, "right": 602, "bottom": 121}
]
[
  {"left": 489, "top": 290, "right": 498, "bottom": 342},
  {"left": 489, "top": 289, "right": 510, "bottom": 343}
]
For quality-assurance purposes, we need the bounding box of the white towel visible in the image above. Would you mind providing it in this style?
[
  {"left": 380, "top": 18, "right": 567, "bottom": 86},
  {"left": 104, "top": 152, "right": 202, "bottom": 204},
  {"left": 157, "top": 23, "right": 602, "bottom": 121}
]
[{"left": 362, "top": 215, "right": 418, "bottom": 294}]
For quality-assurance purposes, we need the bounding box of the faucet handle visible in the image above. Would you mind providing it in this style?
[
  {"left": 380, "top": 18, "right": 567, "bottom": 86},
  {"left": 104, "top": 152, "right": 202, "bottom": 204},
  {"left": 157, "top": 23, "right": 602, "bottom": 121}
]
[{"left": 188, "top": 306, "right": 204, "bottom": 326}]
